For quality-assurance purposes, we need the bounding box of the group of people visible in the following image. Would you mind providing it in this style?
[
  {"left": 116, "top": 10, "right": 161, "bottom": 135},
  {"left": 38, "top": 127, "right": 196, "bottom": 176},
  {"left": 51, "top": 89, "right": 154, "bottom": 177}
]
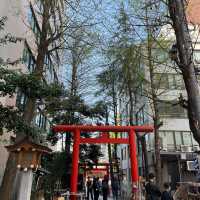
[
  {"left": 87, "top": 172, "right": 182, "bottom": 200},
  {"left": 86, "top": 175, "right": 119, "bottom": 200},
  {"left": 86, "top": 176, "right": 109, "bottom": 200},
  {"left": 145, "top": 173, "right": 182, "bottom": 200}
]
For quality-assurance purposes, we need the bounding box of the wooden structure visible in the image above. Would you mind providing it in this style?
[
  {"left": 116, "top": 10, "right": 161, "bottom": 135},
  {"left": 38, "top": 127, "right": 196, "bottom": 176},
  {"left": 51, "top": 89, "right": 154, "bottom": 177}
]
[{"left": 6, "top": 138, "right": 52, "bottom": 170}]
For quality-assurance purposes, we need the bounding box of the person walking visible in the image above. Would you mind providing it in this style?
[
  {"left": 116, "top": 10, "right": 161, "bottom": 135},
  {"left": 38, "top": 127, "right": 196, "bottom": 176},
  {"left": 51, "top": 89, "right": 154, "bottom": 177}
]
[
  {"left": 93, "top": 177, "right": 100, "bottom": 200},
  {"left": 112, "top": 175, "right": 119, "bottom": 200},
  {"left": 86, "top": 176, "right": 93, "bottom": 200},
  {"left": 145, "top": 173, "right": 161, "bottom": 200},
  {"left": 102, "top": 175, "right": 109, "bottom": 200},
  {"left": 161, "top": 183, "right": 173, "bottom": 200},
  {"left": 173, "top": 183, "right": 187, "bottom": 200}
]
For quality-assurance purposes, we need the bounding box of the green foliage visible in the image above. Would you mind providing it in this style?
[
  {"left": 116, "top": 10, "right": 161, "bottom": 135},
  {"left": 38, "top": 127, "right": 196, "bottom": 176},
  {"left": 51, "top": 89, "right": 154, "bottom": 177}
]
[
  {"left": 84, "top": 144, "right": 103, "bottom": 164},
  {"left": 47, "top": 94, "right": 107, "bottom": 124},
  {"left": 0, "top": 104, "right": 47, "bottom": 137},
  {"left": 45, "top": 96, "right": 105, "bottom": 191},
  {"left": 0, "top": 16, "right": 63, "bottom": 136},
  {"left": 0, "top": 67, "right": 63, "bottom": 99},
  {"left": 0, "top": 66, "right": 63, "bottom": 135},
  {"left": 42, "top": 152, "right": 72, "bottom": 197}
]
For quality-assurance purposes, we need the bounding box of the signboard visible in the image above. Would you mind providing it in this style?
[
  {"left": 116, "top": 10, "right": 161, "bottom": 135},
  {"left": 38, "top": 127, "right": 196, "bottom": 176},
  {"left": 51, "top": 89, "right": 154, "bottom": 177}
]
[{"left": 86, "top": 170, "right": 107, "bottom": 178}]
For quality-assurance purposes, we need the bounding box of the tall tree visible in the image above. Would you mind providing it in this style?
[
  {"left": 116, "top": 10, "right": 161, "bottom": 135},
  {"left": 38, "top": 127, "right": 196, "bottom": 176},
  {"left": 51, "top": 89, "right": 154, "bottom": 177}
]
[{"left": 168, "top": 0, "right": 200, "bottom": 145}]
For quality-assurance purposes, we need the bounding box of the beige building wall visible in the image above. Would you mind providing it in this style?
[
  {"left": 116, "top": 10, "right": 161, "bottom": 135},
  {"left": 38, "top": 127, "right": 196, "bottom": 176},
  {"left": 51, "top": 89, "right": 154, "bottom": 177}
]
[{"left": 0, "top": 0, "right": 33, "bottom": 186}]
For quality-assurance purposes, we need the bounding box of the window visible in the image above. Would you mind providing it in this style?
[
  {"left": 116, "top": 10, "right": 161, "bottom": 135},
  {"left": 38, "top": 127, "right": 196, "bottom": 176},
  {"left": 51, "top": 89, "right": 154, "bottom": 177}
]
[
  {"left": 159, "top": 131, "right": 199, "bottom": 150},
  {"left": 174, "top": 75, "right": 184, "bottom": 89},
  {"left": 37, "top": 0, "right": 43, "bottom": 13},
  {"left": 22, "top": 44, "right": 35, "bottom": 73},
  {"left": 154, "top": 73, "right": 169, "bottom": 89},
  {"left": 27, "top": 7, "right": 34, "bottom": 27},
  {"left": 183, "top": 132, "right": 192, "bottom": 145},
  {"left": 168, "top": 74, "right": 176, "bottom": 89},
  {"left": 156, "top": 50, "right": 168, "bottom": 61},
  {"left": 44, "top": 55, "right": 54, "bottom": 83},
  {"left": 35, "top": 111, "right": 47, "bottom": 129},
  {"left": 27, "top": 5, "right": 40, "bottom": 43},
  {"left": 194, "top": 50, "right": 200, "bottom": 64},
  {"left": 175, "top": 131, "right": 183, "bottom": 146},
  {"left": 154, "top": 73, "right": 184, "bottom": 90},
  {"left": 136, "top": 107, "right": 145, "bottom": 125},
  {"left": 22, "top": 46, "right": 29, "bottom": 66},
  {"left": 158, "top": 100, "right": 186, "bottom": 118},
  {"left": 160, "top": 131, "right": 174, "bottom": 146},
  {"left": 16, "top": 91, "right": 27, "bottom": 111}
]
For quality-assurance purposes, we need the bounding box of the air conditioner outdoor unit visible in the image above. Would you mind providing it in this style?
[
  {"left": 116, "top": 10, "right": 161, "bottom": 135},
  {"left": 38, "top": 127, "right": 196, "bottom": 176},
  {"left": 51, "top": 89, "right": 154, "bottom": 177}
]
[
  {"left": 162, "top": 147, "right": 168, "bottom": 151},
  {"left": 160, "top": 138, "right": 168, "bottom": 151},
  {"left": 187, "top": 161, "right": 198, "bottom": 171},
  {"left": 176, "top": 145, "right": 181, "bottom": 151},
  {"left": 193, "top": 146, "right": 200, "bottom": 152},
  {"left": 181, "top": 145, "right": 193, "bottom": 152}
]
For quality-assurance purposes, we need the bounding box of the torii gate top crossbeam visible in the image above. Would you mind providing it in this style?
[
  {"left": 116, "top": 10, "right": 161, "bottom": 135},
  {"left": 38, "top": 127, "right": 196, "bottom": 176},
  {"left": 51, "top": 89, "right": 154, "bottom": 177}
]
[{"left": 53, "top": 125, "right": 153, "bottom": 133}]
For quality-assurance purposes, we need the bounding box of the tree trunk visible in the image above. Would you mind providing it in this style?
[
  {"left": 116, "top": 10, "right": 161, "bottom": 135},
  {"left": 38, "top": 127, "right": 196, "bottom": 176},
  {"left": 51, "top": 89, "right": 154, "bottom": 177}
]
[
  {"left": 105, "top": 107, "right": 114, "bottom": 189},
  {"left": 128, "top": 78, "right": 134, "bottom": 126},
  {"left": 141, "top": 136, "right": 149, "bottom": 179},
  {"left": 146, "top": 14, "right": 162, "bottom": 186},
  {"left": 168, "top": 0, "right": 200, "bottom": 145},
  {"left": 149, "top": 64, "right": 162, "bottom": 186},
  {"left": 71, "top": 49, "right": 78, "bottom": 97}
]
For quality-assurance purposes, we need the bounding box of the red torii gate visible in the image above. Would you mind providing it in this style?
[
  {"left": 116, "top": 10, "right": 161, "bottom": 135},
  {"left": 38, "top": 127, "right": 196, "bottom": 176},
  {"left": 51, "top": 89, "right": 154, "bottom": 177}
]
[
  {"left": 53, "top": 125, "right": 153, "bottom": 198},
  {"left": 80, "top": 162, "right": 110, "bottom": 178},
  {"left": 80, "top": 163, "right": 110, "bottom": 180}
]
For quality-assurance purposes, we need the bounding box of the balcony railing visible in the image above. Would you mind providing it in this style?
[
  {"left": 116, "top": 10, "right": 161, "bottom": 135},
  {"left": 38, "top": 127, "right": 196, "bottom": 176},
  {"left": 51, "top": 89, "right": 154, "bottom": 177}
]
[{"left": 160, "top": 144, "right": 200, "bottom": 152}]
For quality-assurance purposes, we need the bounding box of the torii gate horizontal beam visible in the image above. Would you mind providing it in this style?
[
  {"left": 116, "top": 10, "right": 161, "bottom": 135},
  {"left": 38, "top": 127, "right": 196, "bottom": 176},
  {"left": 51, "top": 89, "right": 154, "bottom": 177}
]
[
  {"left": 80, "top": 137, "right": 129, "bottom": 144},
  {"left": 84, "top": 168, "right": 108, "bottom": 171},
  {"left": 53, "top": 125, "right": 153, "bottom": 133},
  {"left": 80, "top": 162, "right": 110, "bottom": 166}
]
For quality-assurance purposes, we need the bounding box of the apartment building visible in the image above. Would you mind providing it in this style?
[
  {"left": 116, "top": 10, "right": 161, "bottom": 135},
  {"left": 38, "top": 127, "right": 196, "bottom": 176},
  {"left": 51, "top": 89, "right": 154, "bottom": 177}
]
[
  {"left": 0, "top": 0, "right": 64, "bottom": 186},
  {"left": 117, "top": 0, "right": 200, "bottom": 188}
]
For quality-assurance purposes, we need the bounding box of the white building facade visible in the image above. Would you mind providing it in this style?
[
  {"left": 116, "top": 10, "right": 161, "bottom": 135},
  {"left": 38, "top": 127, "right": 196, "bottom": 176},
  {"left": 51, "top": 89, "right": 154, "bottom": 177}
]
[{"left": 117, "top": 2, "right": 200, "bottom": 189}]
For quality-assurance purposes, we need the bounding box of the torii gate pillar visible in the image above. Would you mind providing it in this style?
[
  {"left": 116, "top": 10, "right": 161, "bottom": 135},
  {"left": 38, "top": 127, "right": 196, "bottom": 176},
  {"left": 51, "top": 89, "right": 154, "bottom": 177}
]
[
  {"left": 70, "top": 129, "right": 80, "bottom": 193},
  {"left": 129, "top": 129, "right": 138, "bottom": 182}
]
